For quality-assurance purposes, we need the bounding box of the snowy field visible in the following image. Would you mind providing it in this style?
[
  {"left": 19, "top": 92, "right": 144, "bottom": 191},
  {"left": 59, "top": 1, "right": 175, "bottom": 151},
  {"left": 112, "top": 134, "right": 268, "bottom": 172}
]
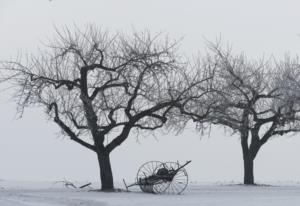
[{"left": 1, "top": 180, "right": 300, "bottom": 206}]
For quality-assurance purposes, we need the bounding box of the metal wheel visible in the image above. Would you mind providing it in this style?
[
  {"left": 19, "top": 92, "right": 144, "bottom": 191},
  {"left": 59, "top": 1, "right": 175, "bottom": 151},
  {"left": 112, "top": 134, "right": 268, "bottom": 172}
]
[
  {"left": 158, "top": 162, "right": 189, "bottom": 194},
  {"left": 136, "top": 161, "right": 162, "bottom": 193}
]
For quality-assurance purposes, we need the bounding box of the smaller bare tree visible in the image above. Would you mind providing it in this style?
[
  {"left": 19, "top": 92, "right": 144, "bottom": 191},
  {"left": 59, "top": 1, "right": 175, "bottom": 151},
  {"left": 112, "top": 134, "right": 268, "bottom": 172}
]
[
  {"left": 186, "top": 43, "right": 300, "bottom": 185},
  {"left": 0, "top": 26, "right": 213, "bottom": 191}
]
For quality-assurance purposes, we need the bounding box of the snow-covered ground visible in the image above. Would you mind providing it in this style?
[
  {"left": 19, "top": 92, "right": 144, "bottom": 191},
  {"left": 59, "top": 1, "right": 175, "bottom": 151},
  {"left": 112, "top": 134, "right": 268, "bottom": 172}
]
[{"left": 1, "top": 180, "right": 300, "bottom": 206}]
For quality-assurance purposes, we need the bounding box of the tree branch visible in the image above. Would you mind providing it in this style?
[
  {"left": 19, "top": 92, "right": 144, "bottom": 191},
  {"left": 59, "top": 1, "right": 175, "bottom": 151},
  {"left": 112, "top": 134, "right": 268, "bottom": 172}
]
[{"left": 49, "top": 102, "right": 96, "bottom": 151}]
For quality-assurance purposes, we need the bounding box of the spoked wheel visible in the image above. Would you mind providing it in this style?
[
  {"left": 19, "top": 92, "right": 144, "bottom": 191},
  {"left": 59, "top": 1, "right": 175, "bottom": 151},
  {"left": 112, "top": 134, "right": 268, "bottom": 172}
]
[
  {"left": 158, "top": 162, "right": 189, "bottom": 194},
  {"left": 136, "top": 161, "right": 163, "bottom": 193}
]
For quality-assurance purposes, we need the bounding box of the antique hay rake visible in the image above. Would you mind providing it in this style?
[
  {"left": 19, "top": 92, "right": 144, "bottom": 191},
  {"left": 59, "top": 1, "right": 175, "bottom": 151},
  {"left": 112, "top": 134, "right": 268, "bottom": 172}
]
[{"left": 123, "top": 160, "right": 191, "bottom": 194}]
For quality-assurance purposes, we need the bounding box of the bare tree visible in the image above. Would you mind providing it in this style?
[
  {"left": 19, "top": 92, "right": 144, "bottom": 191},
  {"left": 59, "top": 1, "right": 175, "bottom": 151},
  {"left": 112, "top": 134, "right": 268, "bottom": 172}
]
[
  {"left": 0, "top": 26, "right": 212, "bottom": 191},
  {"left": 187, "top": 44, "right": 300, "bottom": 185}
]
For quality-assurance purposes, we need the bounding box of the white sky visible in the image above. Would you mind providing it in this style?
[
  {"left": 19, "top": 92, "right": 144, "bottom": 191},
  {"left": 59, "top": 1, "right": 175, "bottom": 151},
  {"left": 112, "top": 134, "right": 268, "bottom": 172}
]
[{"left": 1, "top": 0, "right": 300, "bottom": 184}]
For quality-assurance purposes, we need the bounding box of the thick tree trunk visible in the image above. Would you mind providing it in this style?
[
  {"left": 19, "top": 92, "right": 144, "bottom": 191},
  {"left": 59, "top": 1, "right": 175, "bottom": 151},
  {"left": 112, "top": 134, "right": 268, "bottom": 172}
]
[
  {"left": 97, "top": 153, "right": 114, "bottom": 191},
  {"left": 243, "top": 156, "right": 254, "bottom": 185}
]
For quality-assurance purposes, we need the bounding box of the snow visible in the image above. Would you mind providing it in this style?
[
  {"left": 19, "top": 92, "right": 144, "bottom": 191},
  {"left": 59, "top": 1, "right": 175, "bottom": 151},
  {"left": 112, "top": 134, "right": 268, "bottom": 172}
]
[{"left": 1, "top": 180, "right": 300, "bottom": 206}]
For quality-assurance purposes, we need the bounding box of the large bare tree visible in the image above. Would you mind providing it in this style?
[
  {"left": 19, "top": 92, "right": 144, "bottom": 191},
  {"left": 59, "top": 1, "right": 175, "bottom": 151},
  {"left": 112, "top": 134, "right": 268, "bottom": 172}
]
[
  {"left": 0, "top": 26, "right": 212, "bottom": 190},
  {"left": 188, "top": 44, "right": 300, "bottom": 184}
]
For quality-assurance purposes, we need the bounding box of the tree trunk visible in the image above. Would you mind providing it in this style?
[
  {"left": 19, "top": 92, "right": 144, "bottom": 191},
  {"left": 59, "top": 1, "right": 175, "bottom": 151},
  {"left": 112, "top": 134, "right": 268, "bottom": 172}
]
[
  {"left": 97, "top": 153, "right": 114, "bottom": 191},
  {"left": 243, "top": 156, "right": 254, "bottom": 185}
]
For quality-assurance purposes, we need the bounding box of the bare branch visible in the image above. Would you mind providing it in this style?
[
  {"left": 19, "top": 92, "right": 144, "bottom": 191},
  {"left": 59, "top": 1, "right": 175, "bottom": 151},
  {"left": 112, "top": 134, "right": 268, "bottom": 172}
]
[{"left": 49, "top": 102, "right": 96, "bottom": 151}]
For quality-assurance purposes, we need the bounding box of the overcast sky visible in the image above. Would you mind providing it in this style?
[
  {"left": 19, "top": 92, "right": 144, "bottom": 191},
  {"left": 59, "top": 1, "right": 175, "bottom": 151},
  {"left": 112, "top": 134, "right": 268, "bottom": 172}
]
[{"left": 1, "top": 0, "right": 300, "bottom": 184}]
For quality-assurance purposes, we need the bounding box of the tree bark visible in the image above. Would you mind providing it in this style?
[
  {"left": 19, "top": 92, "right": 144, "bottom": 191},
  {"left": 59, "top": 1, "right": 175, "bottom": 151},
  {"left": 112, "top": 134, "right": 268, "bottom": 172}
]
[
  {"left": 97, "top": 152, "right": 114, "bottom": 191},
  {"left": 243, "top": 156, "right": 254, "bottom": 185}
]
